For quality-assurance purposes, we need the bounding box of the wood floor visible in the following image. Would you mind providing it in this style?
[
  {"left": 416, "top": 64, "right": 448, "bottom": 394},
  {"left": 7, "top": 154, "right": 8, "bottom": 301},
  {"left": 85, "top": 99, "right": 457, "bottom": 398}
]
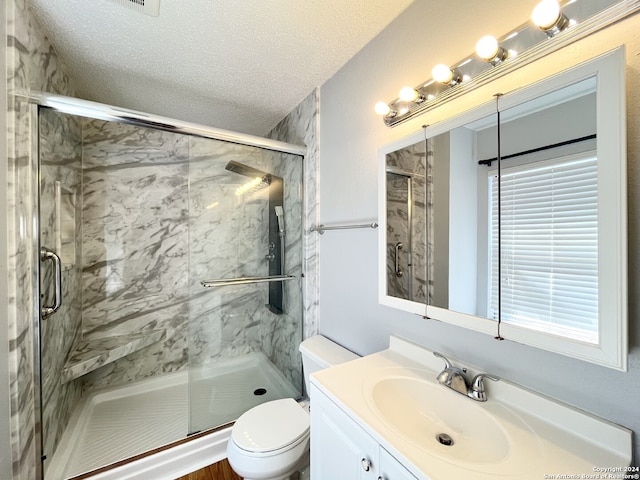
[{"left": 174, "top": 458, "right": 242, "bottom": 480}]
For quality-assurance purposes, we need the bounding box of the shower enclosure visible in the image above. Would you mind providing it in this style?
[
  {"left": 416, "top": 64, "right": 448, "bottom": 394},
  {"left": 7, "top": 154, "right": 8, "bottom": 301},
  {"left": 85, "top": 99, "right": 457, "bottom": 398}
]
[{"left": 33, "top": 95, "right": 305, "bottom": 479}]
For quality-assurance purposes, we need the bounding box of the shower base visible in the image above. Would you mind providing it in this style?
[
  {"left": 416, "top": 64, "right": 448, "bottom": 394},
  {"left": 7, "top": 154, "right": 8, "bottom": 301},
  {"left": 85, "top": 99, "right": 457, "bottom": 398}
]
[{"left": 46, "top": 352, "right": 299, "bottom": 480}]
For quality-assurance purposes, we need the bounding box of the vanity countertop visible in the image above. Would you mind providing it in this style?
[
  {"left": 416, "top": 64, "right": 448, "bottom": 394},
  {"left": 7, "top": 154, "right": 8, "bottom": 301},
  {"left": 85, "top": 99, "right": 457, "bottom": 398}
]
[{"left": 311, "top": 335, "right": 632, "bottom": 480}]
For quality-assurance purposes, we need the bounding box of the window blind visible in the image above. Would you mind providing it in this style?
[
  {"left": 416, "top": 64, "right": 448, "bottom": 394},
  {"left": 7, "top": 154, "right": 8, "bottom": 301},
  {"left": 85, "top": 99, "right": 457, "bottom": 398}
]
[{"left": 488, "top": 154, "right": 599, "bottom": 344}]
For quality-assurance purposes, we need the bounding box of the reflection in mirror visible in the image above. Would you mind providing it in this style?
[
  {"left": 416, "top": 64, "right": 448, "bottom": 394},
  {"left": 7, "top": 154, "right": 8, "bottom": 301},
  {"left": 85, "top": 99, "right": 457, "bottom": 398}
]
[
  {"left": 493, "top": 78, "right": 598, "bottom": 342},
  {"left": 429, "top": 113, "right": 498, "bottom": 320},
  {"left": 385, "top": 141, "right": 427, "bottom": 303}
]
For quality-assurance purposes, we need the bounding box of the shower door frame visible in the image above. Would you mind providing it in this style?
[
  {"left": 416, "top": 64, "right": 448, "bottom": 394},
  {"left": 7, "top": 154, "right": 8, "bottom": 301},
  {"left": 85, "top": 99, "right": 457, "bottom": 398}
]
[
  {"left": 27, "top": 92, "right": 306, "bottom": 155},
  {"left": 31, "top": 103, "right": 45, "bottom": 480},
  {"left": 28, "top": 93, "right": 306, "bottom": 480}
]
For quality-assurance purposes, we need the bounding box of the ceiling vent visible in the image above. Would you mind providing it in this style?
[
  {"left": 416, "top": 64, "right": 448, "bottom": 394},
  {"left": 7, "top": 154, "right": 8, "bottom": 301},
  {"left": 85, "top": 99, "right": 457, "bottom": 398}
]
[{"left": 107, "top": 0, "right": 160, "bottom": 17}]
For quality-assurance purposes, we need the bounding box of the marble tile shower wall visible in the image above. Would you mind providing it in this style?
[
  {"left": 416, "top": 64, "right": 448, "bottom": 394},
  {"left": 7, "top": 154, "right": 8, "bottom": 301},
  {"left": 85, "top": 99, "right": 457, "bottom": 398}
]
[
  {"left": 6, "top": 0, "right": 77, "bottom": 477},
  {"left": 38, "top": 108, "right": 84, "bottom": 468},
  {"left": 79, "top": 119, "right": 191, "bottom": 388},
  {"left": 267, "top": 89, "right": 320, "bottom": 343}
]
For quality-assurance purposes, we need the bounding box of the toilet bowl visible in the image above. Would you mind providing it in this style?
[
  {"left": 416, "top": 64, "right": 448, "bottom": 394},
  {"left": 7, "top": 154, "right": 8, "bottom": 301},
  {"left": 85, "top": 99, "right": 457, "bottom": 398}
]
[
  {"left": 227, "top": 398, "right": 310, "bottom": 480},
  {"left": 226, "top": 335, "right": 358, "bottom": 480}
]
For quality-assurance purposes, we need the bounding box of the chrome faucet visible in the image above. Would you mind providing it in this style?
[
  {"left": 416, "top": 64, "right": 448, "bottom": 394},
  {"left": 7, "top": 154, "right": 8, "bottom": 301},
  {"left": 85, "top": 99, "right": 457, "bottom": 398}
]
[{"left": 433, "top": 352, "right": 499, "bottom": 402}]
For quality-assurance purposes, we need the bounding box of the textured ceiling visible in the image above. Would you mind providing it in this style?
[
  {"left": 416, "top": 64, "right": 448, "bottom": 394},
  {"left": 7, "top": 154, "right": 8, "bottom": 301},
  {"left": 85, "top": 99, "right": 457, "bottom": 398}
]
[{"left": 28, "top": 0, "right": 414, "bottom": 135}]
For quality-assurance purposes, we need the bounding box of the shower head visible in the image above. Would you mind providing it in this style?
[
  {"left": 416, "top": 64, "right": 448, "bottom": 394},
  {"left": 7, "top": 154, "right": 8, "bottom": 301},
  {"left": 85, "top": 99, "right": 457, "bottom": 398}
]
[
  {"left": 226, "top": 160, "right": 272, "bottom": 195},
  {"left": 225, "top": 160, "right": 269, "bottom": 179}
]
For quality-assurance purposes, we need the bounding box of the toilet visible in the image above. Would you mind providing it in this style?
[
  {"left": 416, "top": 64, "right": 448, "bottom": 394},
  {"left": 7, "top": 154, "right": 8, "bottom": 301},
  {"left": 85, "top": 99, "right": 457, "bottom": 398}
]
[{"left": 226, "top": 335, "right": 359, "bottom": 480}]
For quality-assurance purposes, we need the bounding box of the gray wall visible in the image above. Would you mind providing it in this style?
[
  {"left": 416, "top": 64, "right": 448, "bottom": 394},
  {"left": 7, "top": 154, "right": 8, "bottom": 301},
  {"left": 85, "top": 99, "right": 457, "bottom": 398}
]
[{"left": 319, "top": 0, "right": 640, "bottom": 463}]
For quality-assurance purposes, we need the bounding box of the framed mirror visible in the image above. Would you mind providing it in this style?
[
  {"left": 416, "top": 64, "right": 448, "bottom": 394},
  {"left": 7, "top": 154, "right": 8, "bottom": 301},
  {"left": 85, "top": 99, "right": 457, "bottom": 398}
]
[{"left": 378, "top": 46, "right": 627, "bottom": 370}]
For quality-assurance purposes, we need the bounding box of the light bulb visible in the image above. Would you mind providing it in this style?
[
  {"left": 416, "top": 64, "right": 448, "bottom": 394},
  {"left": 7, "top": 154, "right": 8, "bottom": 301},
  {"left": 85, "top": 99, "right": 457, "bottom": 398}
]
[
  {"left": 432, "top": 64, "right": 453, "bottom": 84},
  {"left": 374, "top": 101, "right": 391, "bottom": 116},
  {"left": 476, "top": 35, "right": 500, "bottom": 61},
  {"left": 399, "top": 86, "right": 419, "bottom": 102},
  {"left": 532, "top": 0, "right": 561, "bottom": 29}
]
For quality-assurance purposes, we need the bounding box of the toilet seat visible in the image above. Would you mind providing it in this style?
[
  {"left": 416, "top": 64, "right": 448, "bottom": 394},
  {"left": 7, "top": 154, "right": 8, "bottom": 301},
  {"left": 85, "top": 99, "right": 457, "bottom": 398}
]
[{"left": 231, "top": 398, "right": 309, "bottom": 455}]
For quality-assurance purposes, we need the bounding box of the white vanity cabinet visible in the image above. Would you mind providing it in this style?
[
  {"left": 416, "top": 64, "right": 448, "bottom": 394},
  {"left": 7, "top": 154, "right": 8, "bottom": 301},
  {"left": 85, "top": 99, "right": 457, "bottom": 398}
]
[
  {"left": 310, "top": 384, "right": 417, "bottom": 480},
  {"left": 378, "top": 449, "right": 418, "bottom": 480}
]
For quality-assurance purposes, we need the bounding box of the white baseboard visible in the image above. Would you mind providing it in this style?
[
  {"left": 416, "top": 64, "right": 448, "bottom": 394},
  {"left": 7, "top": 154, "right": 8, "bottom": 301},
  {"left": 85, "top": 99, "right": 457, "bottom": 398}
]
[{"left": 87, "top": 427, "right": 232, "bottom": 480}]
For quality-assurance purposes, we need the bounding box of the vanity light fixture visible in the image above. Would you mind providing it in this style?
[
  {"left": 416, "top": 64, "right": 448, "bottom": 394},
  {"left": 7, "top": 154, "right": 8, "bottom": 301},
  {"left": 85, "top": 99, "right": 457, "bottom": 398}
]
[
  {"left": 531, "top": 0, "right": 571, "bottom": 37},
  {"left": 476, "top": 35, "right": 509, "bottom": 65},
  {"left": 374, "top": 0, "right": 632, "bottom": 128}
]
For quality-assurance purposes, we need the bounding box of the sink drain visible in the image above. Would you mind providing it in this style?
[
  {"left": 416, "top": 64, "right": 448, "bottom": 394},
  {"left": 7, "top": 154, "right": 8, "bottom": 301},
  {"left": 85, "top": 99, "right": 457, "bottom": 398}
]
[{"left": 436, "top": 433, "right": 454, "bottom": 446}]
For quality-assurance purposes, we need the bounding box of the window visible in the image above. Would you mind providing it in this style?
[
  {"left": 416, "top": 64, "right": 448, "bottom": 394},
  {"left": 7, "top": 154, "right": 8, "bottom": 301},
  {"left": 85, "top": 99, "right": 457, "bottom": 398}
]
[{"left": 488, "top": 153, "right": 598, "bottom": 344}]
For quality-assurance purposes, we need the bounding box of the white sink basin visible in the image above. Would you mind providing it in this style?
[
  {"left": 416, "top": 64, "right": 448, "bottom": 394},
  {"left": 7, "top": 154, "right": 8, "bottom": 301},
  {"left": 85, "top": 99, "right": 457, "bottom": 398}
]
[
  {"left": 370, "top": 376, "right": 511, "bottom": 464},
  {"left": 364, "top": 370, "right": 543, "bottom": 475}
]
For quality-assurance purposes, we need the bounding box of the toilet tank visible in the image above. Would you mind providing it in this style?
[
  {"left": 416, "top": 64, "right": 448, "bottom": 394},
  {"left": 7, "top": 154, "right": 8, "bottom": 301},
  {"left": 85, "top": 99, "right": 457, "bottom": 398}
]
[{"left": 299, "top": 335, "right": 359, "bottom": 398}]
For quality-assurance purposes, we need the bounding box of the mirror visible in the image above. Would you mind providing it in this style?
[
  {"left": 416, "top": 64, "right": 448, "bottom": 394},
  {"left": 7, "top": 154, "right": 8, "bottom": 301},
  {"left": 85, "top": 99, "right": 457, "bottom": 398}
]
[{"left": 379, "top": 47, "right": 627, "bottom": 370}]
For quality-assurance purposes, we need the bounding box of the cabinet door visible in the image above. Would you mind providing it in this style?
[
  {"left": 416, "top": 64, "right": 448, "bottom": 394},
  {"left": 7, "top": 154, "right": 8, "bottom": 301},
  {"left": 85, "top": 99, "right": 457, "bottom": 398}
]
[
  {"left": 311, "top": 387, "right": 379, "bottom": 480},
  {"left": 378, "top": 448, "right": 418, "bottom": 480}
]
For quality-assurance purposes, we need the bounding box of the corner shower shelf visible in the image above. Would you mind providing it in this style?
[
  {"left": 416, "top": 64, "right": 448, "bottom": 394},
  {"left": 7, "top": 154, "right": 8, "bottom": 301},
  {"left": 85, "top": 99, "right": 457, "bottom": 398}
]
[{"left": 61, "top": 329, "right": 166, "bottom": 384}]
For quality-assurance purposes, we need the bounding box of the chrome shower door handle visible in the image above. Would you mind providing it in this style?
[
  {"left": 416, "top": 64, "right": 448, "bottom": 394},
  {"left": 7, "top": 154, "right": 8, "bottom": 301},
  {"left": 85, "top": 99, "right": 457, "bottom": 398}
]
[
  {"left": 394, "top": 242, "right": 403, "bottom": 277},
  {"left": 40, "top": 247, "right": 62, "bottom": 319}
]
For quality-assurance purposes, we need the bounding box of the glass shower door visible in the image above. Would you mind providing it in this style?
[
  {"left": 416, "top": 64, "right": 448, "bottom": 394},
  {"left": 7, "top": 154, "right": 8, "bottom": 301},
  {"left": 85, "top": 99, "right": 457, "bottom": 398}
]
[
  {"left": 187, "top": 137, "right": 304, "bottom": 434},
  {"left": 37, "top": 108, "right": 84, "bottom": 471}
]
